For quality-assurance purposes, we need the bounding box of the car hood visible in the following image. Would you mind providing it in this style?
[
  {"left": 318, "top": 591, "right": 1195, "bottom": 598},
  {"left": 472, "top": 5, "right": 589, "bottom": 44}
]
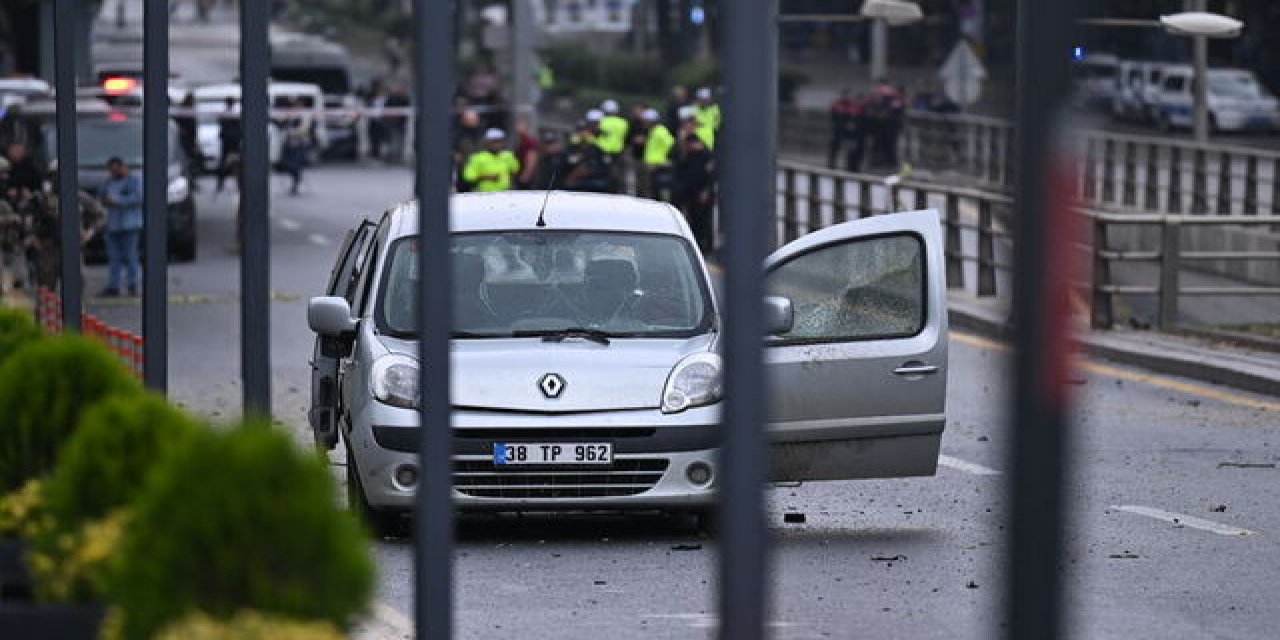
[{"left": 378, "top": 333, "right": 716, "bottom": 413}]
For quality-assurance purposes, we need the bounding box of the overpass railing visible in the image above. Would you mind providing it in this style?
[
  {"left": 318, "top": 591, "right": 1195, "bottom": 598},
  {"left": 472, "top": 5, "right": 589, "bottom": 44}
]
[{"left": 776, "top": 159, "right": 1280, "bottom": 331}]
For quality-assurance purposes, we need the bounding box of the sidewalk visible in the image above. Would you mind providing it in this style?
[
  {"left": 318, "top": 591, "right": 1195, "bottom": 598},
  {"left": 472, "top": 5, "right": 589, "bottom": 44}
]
[{"left": 948, "top": 291, "right": 1280, "bottom": 398}]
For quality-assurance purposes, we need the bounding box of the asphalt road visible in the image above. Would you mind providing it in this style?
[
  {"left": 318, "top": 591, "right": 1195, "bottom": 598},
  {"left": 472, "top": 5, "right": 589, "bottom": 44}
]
[{"left": 77, "top": 164, "right": 1280, "bottom": 639}]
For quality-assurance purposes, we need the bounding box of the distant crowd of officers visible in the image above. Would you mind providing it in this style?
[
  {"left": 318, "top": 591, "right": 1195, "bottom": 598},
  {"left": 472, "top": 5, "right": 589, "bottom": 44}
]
[
  {"left": 454, "top": 86, "right": 722, "bottom": 254},
  {"left": 0, "top": 141, "right": 145, "bottom": 297}
]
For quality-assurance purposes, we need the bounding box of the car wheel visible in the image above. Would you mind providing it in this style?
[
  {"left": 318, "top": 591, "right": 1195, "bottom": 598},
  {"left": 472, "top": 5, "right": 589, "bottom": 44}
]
[{"left": 346, "top": 444, "right": 406, "bottom": 539}]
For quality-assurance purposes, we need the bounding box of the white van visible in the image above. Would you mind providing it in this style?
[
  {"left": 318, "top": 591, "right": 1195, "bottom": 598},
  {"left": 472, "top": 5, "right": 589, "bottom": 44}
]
[
  {"left": 1152, "top": 66, "right": 1280, "bottom": 133},
  {"left": 1112, "top": 60, "right": 1166, "bottom": 122},
  {"left": 190, "top": 82, "right": 329, "bottom": 171},
  {"left": 1074, "top": 53, "right": 1119, "bottom": 110}
]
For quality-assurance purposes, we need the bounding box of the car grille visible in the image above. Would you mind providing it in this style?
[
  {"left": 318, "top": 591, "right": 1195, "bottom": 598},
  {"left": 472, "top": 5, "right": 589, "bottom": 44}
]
[{"left": 453, "top": 458, "right": 669, "bottom": 499}]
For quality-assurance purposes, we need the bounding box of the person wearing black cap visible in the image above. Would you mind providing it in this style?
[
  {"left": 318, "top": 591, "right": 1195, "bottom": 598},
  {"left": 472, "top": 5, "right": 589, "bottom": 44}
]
[
  {"left": 673, "top": 132, "right": 715, "bottom": 255},
  {"left": 532, "top": 131, "right": 569, "bottom": 191}
]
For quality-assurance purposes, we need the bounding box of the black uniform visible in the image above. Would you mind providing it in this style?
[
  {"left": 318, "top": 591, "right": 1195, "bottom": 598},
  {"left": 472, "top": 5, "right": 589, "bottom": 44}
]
[{"left": 674, "top": 142, "right": 715, "bottom": 254}]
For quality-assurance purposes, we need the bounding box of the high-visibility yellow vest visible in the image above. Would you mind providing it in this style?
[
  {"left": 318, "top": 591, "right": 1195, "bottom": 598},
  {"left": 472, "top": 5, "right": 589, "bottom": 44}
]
[
  {"left": 694, "top": 103, "right": 721, "bottom": 131},
  {"left": 643, "top": 124, "right": 675, "bottom": 167},
  {"left": 694, "top": 123, "right": 715, "bottom": 149},
  {"left": 597, "top": 115, "right": 629, "bottom": 154},
  {"left": 462, "top": 149, "right": 520, "bottom": 191}
]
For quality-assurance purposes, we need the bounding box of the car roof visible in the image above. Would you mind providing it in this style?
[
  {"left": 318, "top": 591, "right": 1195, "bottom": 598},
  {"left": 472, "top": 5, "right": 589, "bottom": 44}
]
[
  {"left": 193, "top": 81, "right": 324, "bottom": 99},
  {"left": 385, "top": 191, "right": 693, "bottom": 238}
]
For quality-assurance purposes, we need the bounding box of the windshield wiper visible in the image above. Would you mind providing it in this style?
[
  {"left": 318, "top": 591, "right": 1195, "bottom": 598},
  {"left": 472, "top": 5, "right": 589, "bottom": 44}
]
[{"left": 512, "top": 327, "right": 612, "bottom": 345}]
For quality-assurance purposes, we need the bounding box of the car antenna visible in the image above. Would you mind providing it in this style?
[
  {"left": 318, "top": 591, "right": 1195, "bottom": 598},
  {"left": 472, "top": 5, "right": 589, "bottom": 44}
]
[{"left": 535, "top": 165, "right": 559, "bottom": 228}]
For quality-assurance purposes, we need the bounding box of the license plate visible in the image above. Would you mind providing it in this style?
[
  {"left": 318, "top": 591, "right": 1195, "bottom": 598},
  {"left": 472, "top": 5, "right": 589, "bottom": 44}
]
[{"left": 493, "top": 442, "right": 613, "bottom": 465}]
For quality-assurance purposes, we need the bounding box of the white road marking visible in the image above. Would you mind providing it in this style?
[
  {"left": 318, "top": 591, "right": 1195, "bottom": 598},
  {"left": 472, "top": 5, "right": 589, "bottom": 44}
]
[
  {"left": 1111, "top": 504, "right": 1255, "bottom": 537},
  {"left": 278, "top": 217, "right": 302, "bottom": 231},
  {"left": 308, "top": 233, "right": 332, "bottom": 246},
  {"left": 938, "top": 455, "right": 1002, "bottom": 476}
]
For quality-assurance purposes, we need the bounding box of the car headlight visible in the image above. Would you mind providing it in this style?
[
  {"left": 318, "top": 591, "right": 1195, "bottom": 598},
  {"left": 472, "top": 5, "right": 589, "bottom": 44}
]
[
  {"left": 166, "top": 176, "right": 189, "bottom": 204},
  {"left": 661, "top": 353, "right": 722, "bottom": 414},
  {"left": 371, "top": 354, "right": 420, "bottom": 409}
]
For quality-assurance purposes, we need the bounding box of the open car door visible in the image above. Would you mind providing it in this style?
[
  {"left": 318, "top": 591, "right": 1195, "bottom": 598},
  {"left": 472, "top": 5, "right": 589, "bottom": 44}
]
[
  {"left": 309, "top": 219, "right": 375, "bottom": 449},
  {"left": 765, "top": 209, "right": 948, "bottom": 481}
]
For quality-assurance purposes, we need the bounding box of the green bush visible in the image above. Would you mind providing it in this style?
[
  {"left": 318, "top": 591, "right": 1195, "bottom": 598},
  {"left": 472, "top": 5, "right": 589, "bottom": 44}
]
[
  {"left": 108, "top": 422, "right": 375, "bottom": 639},
  {"left": 0, "top": 307, "right": 43, "bottom": 365},
  {"left": 43, "top": 394, "right": 201, "bottom": 531},
  {"left": 0, "top": 336, "right": 141, "bottom": 493}
]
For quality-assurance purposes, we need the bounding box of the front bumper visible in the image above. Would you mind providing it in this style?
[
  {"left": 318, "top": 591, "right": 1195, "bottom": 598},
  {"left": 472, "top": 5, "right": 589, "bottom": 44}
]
[{"left": 345, "top": 403, "right": 721, "bottom": 511}]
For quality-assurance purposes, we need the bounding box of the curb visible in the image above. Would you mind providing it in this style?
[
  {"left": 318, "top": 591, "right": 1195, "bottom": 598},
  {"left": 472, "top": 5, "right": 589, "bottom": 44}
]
[{"left": 947, "top": 295, "right": 1280, "bottom": 399}]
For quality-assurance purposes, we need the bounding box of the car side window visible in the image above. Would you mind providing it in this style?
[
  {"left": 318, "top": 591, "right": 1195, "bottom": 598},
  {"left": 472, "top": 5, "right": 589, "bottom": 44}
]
[
  {"left": 351, "top": 221, "right": 389, "bottom": 316},
  {"left": 766, "top": 233, "right": 925, "bottom": 343}
]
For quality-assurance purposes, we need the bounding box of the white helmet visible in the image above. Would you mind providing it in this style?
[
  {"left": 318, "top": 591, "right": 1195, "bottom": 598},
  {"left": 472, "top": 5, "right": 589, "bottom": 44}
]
[
  {"left": 585, "top": 109, "right": 604, "bottom": 123},
  {"left": 695, "top": 86, "right": 713, "bottom": 101},
  {"left": 641, "top": 108, "right": 661, "bottom": 122},
  {"left": 678, "top": 105, "right": 697, "bottom": 120},
  {"left": 484, "top": 128, "right": 506, "bottom": 141},
  {"left": 601, "top": 99, "right": 620, "bottom": 114}
]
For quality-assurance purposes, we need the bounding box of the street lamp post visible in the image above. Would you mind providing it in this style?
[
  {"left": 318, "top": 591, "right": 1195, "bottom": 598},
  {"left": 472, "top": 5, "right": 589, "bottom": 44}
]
[
  {"left": 861, "top": 0, "right": 923, "bottom": 81},
  {"left": 1158, "top": 10, "right": 1244, "bottom": 144}
]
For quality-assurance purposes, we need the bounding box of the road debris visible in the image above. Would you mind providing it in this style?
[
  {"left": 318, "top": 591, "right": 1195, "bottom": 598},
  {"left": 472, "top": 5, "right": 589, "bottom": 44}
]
[
  {"left": 1217, "top": 462, "right": 1276, "bottom": 469},
  {"left": 783, "top": 512, "right": 806, "bottom": 524}
]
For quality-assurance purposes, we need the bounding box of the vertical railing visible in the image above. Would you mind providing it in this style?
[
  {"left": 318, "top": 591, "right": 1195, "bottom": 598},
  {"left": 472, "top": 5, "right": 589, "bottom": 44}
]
[
  {"left": 142, "top": 0, "right": 169, "bottom": 391},
  {"left": 53, "top": 0, "right": 81, "bottom": 333},
  {"left": 413, "top": 0, "right": 456, "bottom": 638},
  {"left": 719, "top": 2, "right": 777, "bottom": 638},
  {"left": 239, "top": 0, "right": 271, "bottom": 416},
  {"left": 1158, "top": 219, "right": 1182, "bottom": 329}
]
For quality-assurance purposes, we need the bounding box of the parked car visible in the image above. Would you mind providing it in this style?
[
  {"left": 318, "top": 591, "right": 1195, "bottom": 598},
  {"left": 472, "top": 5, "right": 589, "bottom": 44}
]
[
  {"left": 307, "top": 192, "right": 949, "bottom": 535},
  {"left": 270, "top": 33, "right": 362, "bottom": 160},
  {"left": 0, "top": 96, "right": 198, "bottom": 261},
  {"left": 1112, "top": 59, "right": 1166, "bottom": 122},
  {"left": 0, "top": 77, "right": 52, "bottom": 113},
  {"left": 1151, "top": 66, "right": 1280, "bottom": 133},
  {"left": 190, "top": 82, "right": 328, "bottom": 172},
  {"left": 1073, "top": 52, "right": 1119, "bottom": 110}
]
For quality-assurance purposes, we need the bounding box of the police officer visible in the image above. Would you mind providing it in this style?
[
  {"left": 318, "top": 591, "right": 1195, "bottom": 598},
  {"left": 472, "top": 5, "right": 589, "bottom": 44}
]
[
  {"left": 27, "top": 160, "right": 105, "bottom": 291},
  {"left": 692, "top": 86, "right": 720, "bottom": 148},
  {"left": 462, "top": 128, "right": 521, "bottom": 192},
  {"left": 565, "top": 121, "right": 615, "bottom": 194},
  {"left": 597, "top": 99, "right": 630, "bottom": 190},
  {"left": 674, "top": 133, "right": 715, "bottom": 255},
  {"left": 640, "top": 109, "right": 676, "bottom": 202},
  {"left": 532, "top": 131, "right": 569, "bottom": 191}
]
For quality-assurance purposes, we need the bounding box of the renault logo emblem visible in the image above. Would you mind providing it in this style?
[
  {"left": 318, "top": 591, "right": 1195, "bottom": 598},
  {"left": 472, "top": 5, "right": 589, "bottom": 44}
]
[{"left": 539, "top": 373, "right": 565, "bottom": 399}]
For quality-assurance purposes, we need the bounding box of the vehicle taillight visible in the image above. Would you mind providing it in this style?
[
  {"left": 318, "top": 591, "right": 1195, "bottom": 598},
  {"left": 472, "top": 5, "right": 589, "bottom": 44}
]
[{"left": 103, "top": 76, "right": 139, "bottom": 95}]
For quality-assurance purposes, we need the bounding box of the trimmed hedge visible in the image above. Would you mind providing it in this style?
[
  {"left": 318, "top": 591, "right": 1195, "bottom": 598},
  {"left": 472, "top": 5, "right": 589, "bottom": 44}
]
[
  {"left": 0, "top": 336, "right": 142, "bottom": 492},
  {"left": 0, "top": 307, "right": 43, "bottom": 365},
  {"left": 108, "top": 422, "right": 374, "bottom": 639},
  {"left": 41, "top": 394, "right": 201, "bottom": 530}
]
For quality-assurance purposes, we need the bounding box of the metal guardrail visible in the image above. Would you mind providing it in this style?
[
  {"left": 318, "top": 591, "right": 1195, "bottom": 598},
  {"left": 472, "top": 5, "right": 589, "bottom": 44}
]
[
  {"left": 776, "top": 159, "right": 1280, "bottom": 331},
  {"left": 903, "top": 111, "right": 1280, "bottom": 216}
]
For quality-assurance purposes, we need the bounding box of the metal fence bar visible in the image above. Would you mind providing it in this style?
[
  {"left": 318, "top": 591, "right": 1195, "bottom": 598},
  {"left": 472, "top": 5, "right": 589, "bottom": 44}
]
[
  {"left": 53, "top": 0, "right": 81, "bottom": 333},
  {"left": 1006, "top": 1, "right": 1080, "bottom": 639},
  {"left": 1157, "top": 219, "right": 1183, "bottom": 328},
  {"left": 718, "top": 1, "right": 776, "bottom": 638},
  {"left": 414, "top": 0, "right": 456, "bottom": 638},
  {"left": 239, "top": 0, "right": 270, "bottom": 415},
  {"left": 142, "top": 0, "right": 168, "bottom": 391}
]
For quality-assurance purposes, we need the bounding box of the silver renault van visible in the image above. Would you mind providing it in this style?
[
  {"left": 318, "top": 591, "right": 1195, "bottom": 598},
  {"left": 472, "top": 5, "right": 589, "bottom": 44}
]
[{"left": 308, "top": 192, "right": 948, "bottom": 534}]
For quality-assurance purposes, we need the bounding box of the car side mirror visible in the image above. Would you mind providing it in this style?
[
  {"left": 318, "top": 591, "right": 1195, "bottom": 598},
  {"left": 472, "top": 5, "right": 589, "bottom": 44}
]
[
  {"left": 308, "top": 296, "right": 357, "bottom": 336},
  {"left": 764, "top": 296, "right": 794, "bottom": 336}
]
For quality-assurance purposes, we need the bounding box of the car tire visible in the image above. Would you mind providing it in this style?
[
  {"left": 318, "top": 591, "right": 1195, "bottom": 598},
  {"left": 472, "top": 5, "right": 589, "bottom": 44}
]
[{"left": 346, "top": 444, "right": 406, "bottom": 539}]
